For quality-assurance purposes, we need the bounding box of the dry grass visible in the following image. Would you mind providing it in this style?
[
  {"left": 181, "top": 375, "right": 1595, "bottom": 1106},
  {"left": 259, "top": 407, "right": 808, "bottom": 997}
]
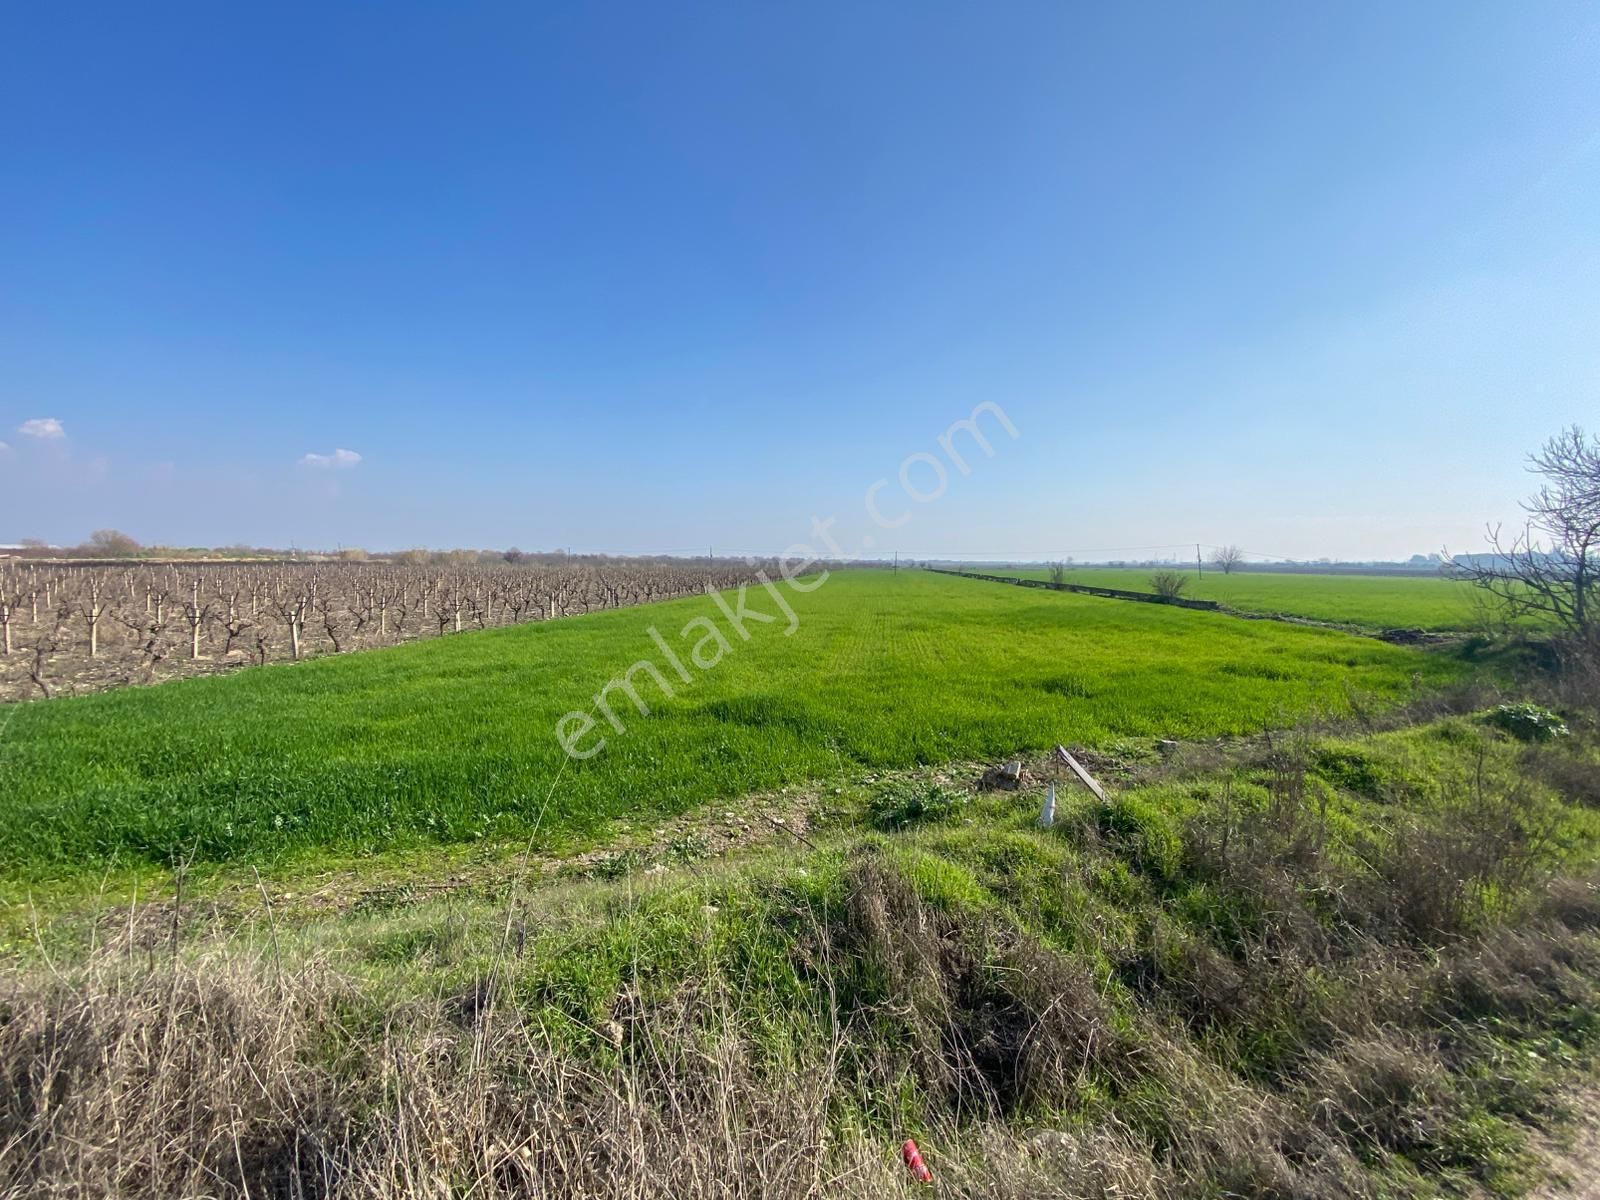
[
  {"left": 0, "top": 946, "right": 889, "bottom": 1199},
  {"left": 0, "top": 939, "right": 1193, "bottom": 1200},
  {"left": 7, "top": 853, "right": 1597, "bottom": 1199}
]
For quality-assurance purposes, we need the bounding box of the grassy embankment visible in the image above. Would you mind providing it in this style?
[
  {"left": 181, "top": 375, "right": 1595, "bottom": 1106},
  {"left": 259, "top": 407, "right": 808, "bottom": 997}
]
[{"left": 6, "top": 709, "right": 1599, "bottom": 1198}]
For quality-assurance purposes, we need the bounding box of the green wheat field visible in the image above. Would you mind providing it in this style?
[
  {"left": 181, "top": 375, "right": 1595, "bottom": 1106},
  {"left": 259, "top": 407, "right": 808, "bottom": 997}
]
[
  {"left": 0, "top": 569, "right": 1460, "bottom": 881},
  {"left": 988, "top": 566, "right": 1485, "bottom": 629}
]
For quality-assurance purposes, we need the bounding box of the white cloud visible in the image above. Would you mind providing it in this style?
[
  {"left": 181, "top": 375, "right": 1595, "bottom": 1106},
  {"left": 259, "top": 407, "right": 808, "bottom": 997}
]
[
  {"left": 0, "top": 441, "right": 10, "bottom": 453},
  {"left": 299, "top": 447, "right": 363, "bottom": 469},
  {"left": 18, "top": 417, "right": 65, "bottom": 439}
]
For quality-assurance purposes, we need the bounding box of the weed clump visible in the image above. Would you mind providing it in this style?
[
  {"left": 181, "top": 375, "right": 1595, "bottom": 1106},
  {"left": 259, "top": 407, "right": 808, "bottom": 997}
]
[
  {"left": 1302, "top": 1032, "right": 1450, "bottom": 1155},
  {"left": 589, "top": 848, "right": 644, "bottom": 879},
  {"left": 833, "top": 851, "right": 1137, "bottom": 1117},
  {"left": 1489, "top": 701, "right": 1570, "bottom": 742},
  {"left": 866, "top": 780, "right": 969, "bottom": 831}
]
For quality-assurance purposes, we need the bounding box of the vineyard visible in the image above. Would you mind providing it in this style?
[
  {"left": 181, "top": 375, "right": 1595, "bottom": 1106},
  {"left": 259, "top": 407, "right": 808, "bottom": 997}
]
[{"left": 0, "top": 558, "right": 773, "bottom": 702}]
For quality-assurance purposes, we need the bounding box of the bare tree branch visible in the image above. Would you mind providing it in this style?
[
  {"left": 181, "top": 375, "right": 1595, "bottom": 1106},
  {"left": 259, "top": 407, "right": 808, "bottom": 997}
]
[{"left": 1450, "top": 425, "right": 1600, "bottom": 641}]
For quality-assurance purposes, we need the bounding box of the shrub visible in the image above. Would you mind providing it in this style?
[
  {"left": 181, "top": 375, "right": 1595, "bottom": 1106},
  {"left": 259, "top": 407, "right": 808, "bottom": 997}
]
[
  {"left": 589, "top": 849, "right": 644, "bottom": 880},
  {"left": 1149, "top": 570, "right": 1188, "bottom": 600},
  {"left": 1313, "top": 746, "right": 1385, "bottom": 798},
  {"left": 866, "top": 781, "right": 968, "bottom": 831},
  {"left": 1488, "top": 702, "right": 1569, "bottom": 742},
  {"left": 666, "top": 833, "right": 710, "bottom": 863},
  {"left": 1356, "top": 774, "right": 1559, "bottom": 940}
]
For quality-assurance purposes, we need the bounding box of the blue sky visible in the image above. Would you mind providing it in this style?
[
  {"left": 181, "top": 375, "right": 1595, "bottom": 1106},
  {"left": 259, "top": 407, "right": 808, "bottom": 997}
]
[{"left": 2, "top": 2, "right": 1597, "bottom": 560}]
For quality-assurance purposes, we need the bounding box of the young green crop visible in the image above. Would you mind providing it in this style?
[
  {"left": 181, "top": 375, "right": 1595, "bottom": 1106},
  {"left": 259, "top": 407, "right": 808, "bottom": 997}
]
[
  {"left": 991, "top": 566, "right": 1485, "bottom": 630},
  {"left": 0, "top": 570, "right": 1461, "bottom": 881}
]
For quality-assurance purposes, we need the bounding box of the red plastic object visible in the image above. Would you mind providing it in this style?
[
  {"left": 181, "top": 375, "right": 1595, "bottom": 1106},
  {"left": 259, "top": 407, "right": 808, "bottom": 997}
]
[{"left": 901, "top": 1139, "right": 933, "bottom": 1184}]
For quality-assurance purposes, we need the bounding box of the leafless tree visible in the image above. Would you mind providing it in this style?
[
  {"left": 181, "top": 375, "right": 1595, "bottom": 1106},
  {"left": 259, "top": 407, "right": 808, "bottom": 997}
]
[
  {"left": 1047, "top": 561, "right": 1067, "bottom": 587},
  {"left": 1213, "top": 545, "right": 1246, "bottom": 575},
  {"left": 28, "top": 629, "right": 60, "bottom": 698},
  {"left": 116, "top": 604, "right": 168, "bottom": 680},
  {"left": 1451, "top": 426, "right": 1599, "bottom": 642},
  {"left": 312, "top": 592, "right": 347, "bottom": 653},
  {"left": 220, "top": 612, "right": 253, "bottom": 657},
  {"left": 87, "top": 529, "right": 141, "bottom": 557}
]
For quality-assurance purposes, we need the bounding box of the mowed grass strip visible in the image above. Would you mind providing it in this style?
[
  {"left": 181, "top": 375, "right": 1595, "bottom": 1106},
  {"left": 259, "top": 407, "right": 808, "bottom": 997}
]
[
  {"left": 990, "top": 567, "right": 1484, "bottom": 630},
  {"left": 0, "top": 570, "right": 1460, "bottom": 879}
]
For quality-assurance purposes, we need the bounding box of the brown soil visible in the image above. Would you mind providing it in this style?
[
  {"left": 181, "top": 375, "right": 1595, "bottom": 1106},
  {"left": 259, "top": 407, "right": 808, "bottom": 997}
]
[{"left": 1531, "top": 1087, "right": 1600, "bottom": 1199}]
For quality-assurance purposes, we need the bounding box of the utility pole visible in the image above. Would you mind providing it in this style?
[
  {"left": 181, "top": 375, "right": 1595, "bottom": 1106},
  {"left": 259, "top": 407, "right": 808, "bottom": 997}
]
[
  {"left": 1196, "top": 544, "right": 1203, "bottom": 579},
  {"left": 893, "top": 550, "right": 899, "bottom": 573}
]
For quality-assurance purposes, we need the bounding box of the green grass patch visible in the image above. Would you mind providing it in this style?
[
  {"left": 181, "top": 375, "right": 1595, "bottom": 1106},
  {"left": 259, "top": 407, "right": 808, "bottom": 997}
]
[{"left": 992, "top": 566, "right": 1488, "bottom": 630}]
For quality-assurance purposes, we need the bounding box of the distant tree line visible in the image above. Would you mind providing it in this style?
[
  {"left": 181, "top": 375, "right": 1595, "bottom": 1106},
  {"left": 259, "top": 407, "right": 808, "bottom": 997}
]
[{"left": 1, "top": 533, "right": 739, "bottom": 570}]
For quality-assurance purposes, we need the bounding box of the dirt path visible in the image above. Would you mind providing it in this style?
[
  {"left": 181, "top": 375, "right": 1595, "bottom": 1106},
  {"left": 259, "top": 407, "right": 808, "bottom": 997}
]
[{"left": 1531, "top": 1087, "right": 1600, "bottom": 1198}]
